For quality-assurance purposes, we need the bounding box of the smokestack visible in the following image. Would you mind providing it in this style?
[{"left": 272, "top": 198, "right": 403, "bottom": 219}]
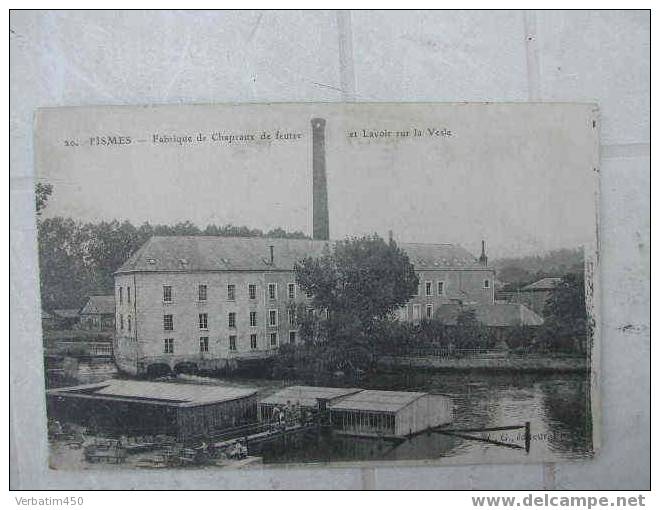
[
  {"left": 311, "top": 118, "right": 329, "bottom": 240},
  {"left": 479, "top": 240, "right": 488, "bottom": 266}
]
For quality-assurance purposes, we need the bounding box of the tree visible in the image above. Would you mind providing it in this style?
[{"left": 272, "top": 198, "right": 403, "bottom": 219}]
[
  {"left": 535, "top": 272, "right": 588, "bottom": 353},
  {"left": 35, "top": 182, "right": 53, "bottom": 216},
  {"left": 293, "top": 234, "right": 419, "bottom": 369},
  {"left": 443, "top": 308, "right": 493, "bottom": 350}
]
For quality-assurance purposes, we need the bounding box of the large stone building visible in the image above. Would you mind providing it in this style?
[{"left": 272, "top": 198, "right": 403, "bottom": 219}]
[{"left": 114, "top": 236, "right": 495, "bottom": 376}]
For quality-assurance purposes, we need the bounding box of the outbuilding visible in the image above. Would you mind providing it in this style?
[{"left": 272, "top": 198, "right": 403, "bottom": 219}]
[
  {"left": 328, "top": 390, "right": 453, "bottom": 438},
  {"left": 257, "top": 385, "right": 362, "bottom": 421},
  {"left": 47, "top": 379, "right": 258, "bottom": 442}
]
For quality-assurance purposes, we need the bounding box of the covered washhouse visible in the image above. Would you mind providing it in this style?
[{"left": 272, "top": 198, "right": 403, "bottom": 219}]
[
  {"left": 47, "top": 380, "right": 258, "bottom": 442},
  {"left": 257, "top": 385, "right": 363, "bottom": 421},
  {"left": 328, "top": 390, "right": 453, "bottom": 438}
]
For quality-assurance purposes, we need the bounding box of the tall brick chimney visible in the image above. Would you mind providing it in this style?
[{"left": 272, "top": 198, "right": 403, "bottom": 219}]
[{"left": 311, "top": 117, "right": 329, "bottom": 241}]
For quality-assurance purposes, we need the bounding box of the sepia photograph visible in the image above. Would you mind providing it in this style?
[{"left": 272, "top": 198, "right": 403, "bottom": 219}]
[{"left": 33, "top": 102, "right": 599, "bottom": 471}]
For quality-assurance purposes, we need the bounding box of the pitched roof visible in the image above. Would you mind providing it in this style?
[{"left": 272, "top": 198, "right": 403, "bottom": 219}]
[
  {"left": 259, "top": 386, "right": 363, "bottom": 408},
  {"left": 116, "top": 236, "right": 484, "bottom": 274},
  {"left": 328, "top": 389, "right": 427, "bottom": 413},
  {"left": 47, "top": 380, "right": 258, "bottom": 407},
  {"left": 434, "top": 303, "right": 544, "bottom": 327},
  {"left": 80, "top": 295, "right": 115, "bottom": 315},
  {"left": 52, "top": 309, "right": 80, "bottom": 319},
  {"left": 521, "top": 277, "right": 563, "bottom": 291}
]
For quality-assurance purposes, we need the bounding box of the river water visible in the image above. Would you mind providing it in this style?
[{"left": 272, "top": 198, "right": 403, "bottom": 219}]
[
  {"left": 52, "top": 364, "right": 593, "bottom": 466},
  {"left": 214, "top": 370, "right": 594, "bottom": 466}
]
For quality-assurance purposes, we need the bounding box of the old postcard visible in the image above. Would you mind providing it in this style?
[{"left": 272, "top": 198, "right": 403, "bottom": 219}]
[{"left": 34, "top": 102, "right": 599, "bottom": 470}]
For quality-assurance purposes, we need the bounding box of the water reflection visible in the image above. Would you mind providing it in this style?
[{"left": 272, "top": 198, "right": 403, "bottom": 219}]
[{"left": 260, "top": 370, "right": 594, "bottom": 465}]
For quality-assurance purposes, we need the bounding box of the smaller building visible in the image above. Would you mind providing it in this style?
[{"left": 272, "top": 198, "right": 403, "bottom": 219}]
[
  {"left": 51, "top": 309, "right": 81, "bottom": 329},
  {"left": 434, "top": 303, "right": 544, "bottom": 328},
  {"left": 47, "top": 380, "right": 258, "bottom": 442},
  {"left": 79, "top": 295, "right": 116, "bottom": 331},
  {"left": 329, "top": 390, "right": 453, "bottom": 438},
  {"left": 512, "top": 277, "right": 563, "bottom": 315},
  {"left": 257, "top": 385, "right": 362, "bottom": 421}
]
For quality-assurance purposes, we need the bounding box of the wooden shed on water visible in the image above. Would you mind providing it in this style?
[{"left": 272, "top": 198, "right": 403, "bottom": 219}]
[
  {"left": 257, "top": 385, "right": 362, "bottom": 421},
  {"left": 47, "top": 380, "right": 258, "bottom": 442},
  {"left": 328, "top": 390, "right": 453, "bottom": 438}
]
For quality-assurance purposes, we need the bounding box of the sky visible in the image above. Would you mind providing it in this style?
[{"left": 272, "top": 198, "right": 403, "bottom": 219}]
[{"left": 35, "top": 103, "right": 599, "bottom": 259}]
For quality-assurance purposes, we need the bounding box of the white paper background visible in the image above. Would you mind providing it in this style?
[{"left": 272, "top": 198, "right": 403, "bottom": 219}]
[{"left": 9, "top": 10, "right": 650, "bottom": 489}]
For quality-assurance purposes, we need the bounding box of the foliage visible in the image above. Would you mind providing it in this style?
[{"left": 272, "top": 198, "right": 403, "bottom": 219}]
[
  {"left": 492, "top": 248, "right": 584, "bottom": 291},
  {"left": 293, "top": 235, "right": 418, "bottom": 369},
  {"left": 535, "top": 272, "right": 588, "bottom": 353},
  {"left": 35, "top": 182, "right": 53, "bottom": 216},
  {"left": 36, "top": 181, "right": 312, "bottom": 311}
]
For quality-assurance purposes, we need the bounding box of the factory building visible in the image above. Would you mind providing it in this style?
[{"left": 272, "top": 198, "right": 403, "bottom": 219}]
[
  {"left": 113, "top": 117, "right": 496, "bottom": 376},
  {"left": 114, "top": 236, "right": 494, "bottom": 375}
]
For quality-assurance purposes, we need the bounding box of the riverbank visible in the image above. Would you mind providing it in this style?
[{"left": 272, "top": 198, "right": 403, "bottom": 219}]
[{"left": 378, "top": 354, "right": 588, "bottom": 372}]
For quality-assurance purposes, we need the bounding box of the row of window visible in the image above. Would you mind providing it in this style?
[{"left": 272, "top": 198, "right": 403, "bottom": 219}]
[
  {"left": 161, "top": 309, "right": 296, "bottom": 331},
  {"left": 161, "top": 283, "right": 297, "bottom": 303},
  {"left": 119, "top": 309, "right": 325, "bottom": 334},
  {"left": 413, "top": 279, "right": 490, "bottom": 297},
  {"left": 400, "top": 303, "right": 435, "bottom": 321},
  {"left": 162, "top": 331, "right": 297, "bottom": 354},
  {"left": 120, "top": 279, "right": 491, "bottom": 307}
]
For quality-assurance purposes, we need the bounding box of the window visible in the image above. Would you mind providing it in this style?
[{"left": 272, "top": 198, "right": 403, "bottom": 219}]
[
  {"left": 269, "top": 309, "right": 278, "bottom": 326},
  {"left": 128, "top": 315, "right": 132, "bottom": 332},
  {"left": 227, "top": 284, "right": 235, "bottom": 301},
  {"left": 425, "top": 281, "right": 432, "bottom": 296},
  {"left": 248, "top": 284, "right": 257, "bottom": 300},
  {"left": 163, "top": 314, "right": 173, "bottom": 331},
  {"left": 268, "top": 283, "right": 277, "bottom": 300},
  {"left": 437, "top": 281, "right": 445, "bottom": 295},
  {"left": 198, "top": 284, "right": 207, "bottom": 301},
  {"left": 399, "top": 306, "right": 408, "bottom": 321},
  {"left": 199, "top": 313, "right": 208, "bottom": 330},
  {"left": 412, "top": 304, "right": 421, "bottom": 321},
  {"left": 289, "top": 331, "right": 296, "bottom": 344},
  {"left": 484, "top": 279, "right": 490, "bottom": 289},
  {"left": 127, "top": 286, "right": 131, "bottom": 303},
  {"left": 288, "top": 309, "right": 296, "bottom": 326},
  {"left": 163, "top": 285, "right": 172, "bottom": 302},
  {"left": 119, "top": 287, "right": 123, "bottom": 305},
  {"left": 164, "top": 338, "right": 174, "bottom": 354},
  {"left": 288, "top": 283, "right": 296, "bottom": 300},
  {"left": 414, "top": 282, "right": 421, "bottom": 296},
  {"left": 200, "top": 336, "right": 209, "bottom": 352},
  {"left": 250, "top": 334, "right": 257, "bottom": 350},
  {"left": 270, "top": 332, "right": 278, "bottom": 347},
  {"left": 120, "top": 314, "right": 124, "bottom": 330},
  {"left": 228, "top": 312, "right": 236, "bottom": 328},
  {"left": 426, "top": 304, "right": 433, "bottom": 319},
  {"left": 229, "top": 335, "right": 237, "bottom": 351},
  {"left": 249, "top": 311, "right": 257, "bottom": 327}
]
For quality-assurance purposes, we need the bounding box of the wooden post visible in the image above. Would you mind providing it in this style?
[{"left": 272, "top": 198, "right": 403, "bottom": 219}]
[{"left": 524, "top": 421, "right": 531, "bottom": 453}]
